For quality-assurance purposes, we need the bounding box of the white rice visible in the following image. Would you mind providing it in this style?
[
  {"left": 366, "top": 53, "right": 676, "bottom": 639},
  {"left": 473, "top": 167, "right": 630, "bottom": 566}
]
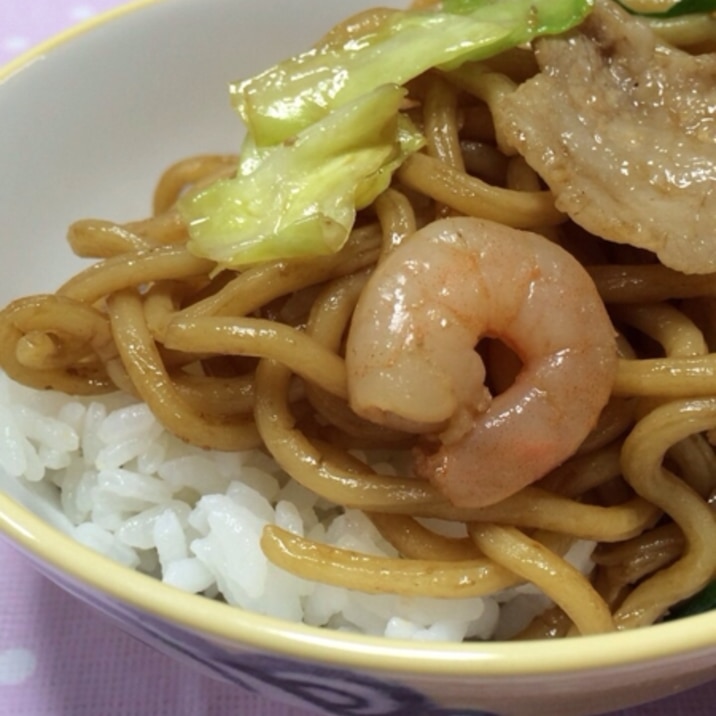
[{"left": 0, "top": 371, "right": 596, "bottom": 641}]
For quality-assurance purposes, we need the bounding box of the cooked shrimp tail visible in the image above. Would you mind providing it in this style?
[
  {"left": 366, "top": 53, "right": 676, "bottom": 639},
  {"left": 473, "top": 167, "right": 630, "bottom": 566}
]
[{"left": 346, "top": 216, "right": 618, "bottom": 507}]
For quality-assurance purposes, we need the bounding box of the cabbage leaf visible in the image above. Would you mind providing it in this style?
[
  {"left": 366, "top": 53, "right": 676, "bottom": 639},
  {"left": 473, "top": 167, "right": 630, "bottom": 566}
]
[
  {"left": 180, "top": 0, "right": 593, "bottom": 267},
  {"left": 181, "top": 85, "right": 423, "bottom": 266},
  {"left": 233, "top": 0, "right": 595, "bottom": 146}
]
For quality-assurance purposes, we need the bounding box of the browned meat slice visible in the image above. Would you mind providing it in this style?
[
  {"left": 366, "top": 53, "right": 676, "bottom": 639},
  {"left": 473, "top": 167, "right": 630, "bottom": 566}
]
[{"left": 494, "top": 0, "right": 716, "bottom": 274}]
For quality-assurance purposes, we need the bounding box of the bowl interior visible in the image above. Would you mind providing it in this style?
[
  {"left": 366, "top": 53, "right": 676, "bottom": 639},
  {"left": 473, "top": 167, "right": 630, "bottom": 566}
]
[
  {"left": 2, "top": 0, "right": 716, "bottom": 694},
  {"left": 0, "top": 0, "right": 401, "bottom": 302}
]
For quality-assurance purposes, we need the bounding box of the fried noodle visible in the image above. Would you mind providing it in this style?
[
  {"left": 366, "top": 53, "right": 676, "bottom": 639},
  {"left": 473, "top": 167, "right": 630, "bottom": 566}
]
[{"left": 2, "top": 3, "right": 716, "bottom": 640}]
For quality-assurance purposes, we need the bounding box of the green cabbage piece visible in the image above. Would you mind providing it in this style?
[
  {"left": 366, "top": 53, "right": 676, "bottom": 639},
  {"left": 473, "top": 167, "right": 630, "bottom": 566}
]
[
  {"left": 181, "top": 85, "right": 423, "bottom": 266},
  {"left": 233, "top": 0, "right": 595, "bottom": 146},
  {"left": 180, "top": 0, "right": 593, "bottom": 267}
]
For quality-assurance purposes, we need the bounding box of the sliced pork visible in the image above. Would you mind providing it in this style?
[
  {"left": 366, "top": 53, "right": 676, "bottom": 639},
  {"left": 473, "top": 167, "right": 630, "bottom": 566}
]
[{"left": 494, "top": 0, "right": 716, "bottom": 274}]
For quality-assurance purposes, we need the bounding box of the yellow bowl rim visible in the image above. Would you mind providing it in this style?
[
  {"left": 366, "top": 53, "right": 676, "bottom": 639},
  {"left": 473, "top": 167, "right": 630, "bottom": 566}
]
[
  {"left": 2, "top": 0, "right": 716, "bottom": 680},
  {"left": 4, "top": 485, "right": 716, "bottom": 677}
]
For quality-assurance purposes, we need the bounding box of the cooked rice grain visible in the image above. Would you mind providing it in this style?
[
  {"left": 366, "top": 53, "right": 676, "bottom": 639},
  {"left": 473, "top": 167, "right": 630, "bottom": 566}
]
[{"left": 0, "top": 371, "right": 581, "bottom": 641}]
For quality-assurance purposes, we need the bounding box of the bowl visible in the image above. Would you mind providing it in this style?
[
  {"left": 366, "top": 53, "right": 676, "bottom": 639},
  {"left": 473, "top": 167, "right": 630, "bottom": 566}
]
[{"left": 2, "top": 1, "right": 716, "bottom": 715}]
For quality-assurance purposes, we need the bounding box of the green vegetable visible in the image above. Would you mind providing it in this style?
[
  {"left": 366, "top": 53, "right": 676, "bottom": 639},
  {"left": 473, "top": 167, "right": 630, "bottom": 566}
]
[
  {"left": 616, "top": 0, "right": 716, "bottom": 17},
  {"left": 233, "top": 0, "right": 594, "bottom": 147},
  {"left": 180, "top": 0, "right": 593, "bottom": 267},
  {"left": 664, "top": 581, "right": 716, "bottom": 620},
  {"left": 181, "top": 85, "right": 423, "bottom": 266}
]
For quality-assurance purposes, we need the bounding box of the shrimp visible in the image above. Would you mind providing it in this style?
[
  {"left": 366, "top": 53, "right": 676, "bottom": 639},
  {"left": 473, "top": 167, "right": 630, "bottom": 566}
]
[{"left": 345, "top": 216, "right": 618, "bottom": 508}]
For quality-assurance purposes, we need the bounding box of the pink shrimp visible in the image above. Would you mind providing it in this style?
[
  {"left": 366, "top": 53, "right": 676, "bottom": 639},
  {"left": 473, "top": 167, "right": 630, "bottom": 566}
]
[{"left": 345, "top": 216, "right": 617, "bottom": 508}]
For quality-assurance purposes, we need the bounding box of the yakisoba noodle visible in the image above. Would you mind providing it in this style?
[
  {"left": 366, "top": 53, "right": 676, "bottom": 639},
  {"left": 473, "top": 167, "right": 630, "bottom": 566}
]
[{"left": 2, "top": 1, "right": 716, "bottom": 640}]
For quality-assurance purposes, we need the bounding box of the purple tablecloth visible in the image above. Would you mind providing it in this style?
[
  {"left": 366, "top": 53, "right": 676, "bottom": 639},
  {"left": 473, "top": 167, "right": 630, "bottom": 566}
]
[{"left": 1, "top": 2, "right": 715, "bottom": 715}]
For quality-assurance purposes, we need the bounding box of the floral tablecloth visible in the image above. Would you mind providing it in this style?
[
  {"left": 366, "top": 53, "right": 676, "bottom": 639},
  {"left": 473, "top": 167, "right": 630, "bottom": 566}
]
[{"left": 1, "top": 2, "right": 715, "bottom": 714}]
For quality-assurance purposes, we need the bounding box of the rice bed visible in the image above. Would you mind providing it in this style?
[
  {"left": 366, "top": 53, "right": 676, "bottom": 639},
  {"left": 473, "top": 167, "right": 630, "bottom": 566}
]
[{"left": 0, "top": 371, "right": 595, "bottom": 641}]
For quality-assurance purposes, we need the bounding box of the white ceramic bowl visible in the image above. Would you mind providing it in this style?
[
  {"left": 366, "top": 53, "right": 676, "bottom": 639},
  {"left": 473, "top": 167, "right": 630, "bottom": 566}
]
[{"left": 1, "top": 2, "right": 716, "bottom": 715}]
